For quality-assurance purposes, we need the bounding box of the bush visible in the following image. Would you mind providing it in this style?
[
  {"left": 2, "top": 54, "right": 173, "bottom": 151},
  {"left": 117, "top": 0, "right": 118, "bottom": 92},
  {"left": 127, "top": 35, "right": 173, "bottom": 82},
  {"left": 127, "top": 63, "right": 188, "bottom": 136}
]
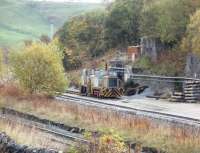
[
  {"left": 68, "top": 130, "right": 127, "bottom": 153},
  {"left": 134, "top": 56, "right": 153, "bottom": 70},
  {"left": 9, "top": 42, "right": 67, "bottom": 96},
  {"left": 0, "top": 49, "right": 3, "bottom": 76},
  {"left": 63, "top": 52, "right": 82, "bottom": 71}
]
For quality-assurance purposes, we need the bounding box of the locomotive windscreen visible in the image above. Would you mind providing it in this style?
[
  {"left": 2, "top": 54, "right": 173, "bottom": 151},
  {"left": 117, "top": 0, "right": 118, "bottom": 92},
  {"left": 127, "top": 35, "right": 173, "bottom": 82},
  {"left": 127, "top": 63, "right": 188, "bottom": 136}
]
[{"left": 108, "top": 78, "right": 118, "bottom": 88}]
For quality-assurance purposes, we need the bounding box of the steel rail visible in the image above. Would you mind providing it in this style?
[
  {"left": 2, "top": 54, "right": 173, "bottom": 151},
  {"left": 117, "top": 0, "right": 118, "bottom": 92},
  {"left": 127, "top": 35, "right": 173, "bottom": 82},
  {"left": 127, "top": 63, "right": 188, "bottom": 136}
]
[
  {"left": 0, "top": 107, "right": 163, "bottom": 153},
  {"left": 0, "top": 113, "right": 88, "bottom": 145},
  {"left": 56, "top": 94, "right": 200, "bottom": 127}
]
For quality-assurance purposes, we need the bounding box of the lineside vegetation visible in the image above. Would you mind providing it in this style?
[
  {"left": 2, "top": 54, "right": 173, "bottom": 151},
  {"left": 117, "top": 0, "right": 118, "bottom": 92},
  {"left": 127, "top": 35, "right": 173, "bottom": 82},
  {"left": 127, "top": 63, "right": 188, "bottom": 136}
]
[
  {"left": 1, "top": 95, "right": 200, "bottom": 153},
  {"left": 0, "top": 49, "right": 3, "bottom": 76},
  {"left": 9, "top": 42, "right": 67, "bottom": 96}
]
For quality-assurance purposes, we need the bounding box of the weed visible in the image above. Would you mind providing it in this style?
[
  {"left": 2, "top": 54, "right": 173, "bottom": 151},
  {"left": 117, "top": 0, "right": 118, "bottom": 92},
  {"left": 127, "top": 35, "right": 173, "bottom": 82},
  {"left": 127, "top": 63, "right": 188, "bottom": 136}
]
[{"left": 0, "top": 119, "right": 67, "bottom": 151}]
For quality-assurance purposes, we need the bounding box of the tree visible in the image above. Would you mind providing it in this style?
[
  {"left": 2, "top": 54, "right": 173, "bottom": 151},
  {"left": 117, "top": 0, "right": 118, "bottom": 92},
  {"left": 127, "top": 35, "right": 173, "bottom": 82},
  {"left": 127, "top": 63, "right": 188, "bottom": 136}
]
[
  {"left": 140, "top": 0, "right": 200, "bottom": 45},
  {"left": 0, "top": 49, "right": 3, "bottom": 75},
  {"left": 181, "top": 10, "right": 200, "bottom": 56},
  {"left": 9, "top": 42, "right": 67, "bottom": 95},
  {"left": 56, "top": 0, "right": 200, "bottom": 57},
  {"left": 57, "top": 10, "right": 107, "bottom": 58},
  {"left": 40, "top": 35, "right": 51, "bottom": 44},
  {"left": 24, "top": 39, "right": 33, "bottom": 47},
  {"left": 105, "top": 0, "right": 143, "bottom": 48}
]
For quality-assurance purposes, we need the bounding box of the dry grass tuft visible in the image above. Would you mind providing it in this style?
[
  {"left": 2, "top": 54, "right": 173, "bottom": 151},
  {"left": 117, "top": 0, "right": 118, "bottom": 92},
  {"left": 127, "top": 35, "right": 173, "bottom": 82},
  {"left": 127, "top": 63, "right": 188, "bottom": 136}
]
[
  {"left": 0, "top": 119, "right": 67, "bottom": 151},
  {"left": 0, "top": 83, "right": 50, "bottom": 101},
  {"left": 0, "top": 83, "right": 23, "bottom": 97}
]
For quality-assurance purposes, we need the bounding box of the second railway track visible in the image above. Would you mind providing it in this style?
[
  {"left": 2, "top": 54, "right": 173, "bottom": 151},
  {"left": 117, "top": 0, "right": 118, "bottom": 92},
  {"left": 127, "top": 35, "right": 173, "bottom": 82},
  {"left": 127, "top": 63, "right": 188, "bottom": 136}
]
[
  {"left": 56, "top": 93, "right": 200, "bottom": 127},
  {"left": 0, "top": 108, "right": 88, "bottom": 146}
]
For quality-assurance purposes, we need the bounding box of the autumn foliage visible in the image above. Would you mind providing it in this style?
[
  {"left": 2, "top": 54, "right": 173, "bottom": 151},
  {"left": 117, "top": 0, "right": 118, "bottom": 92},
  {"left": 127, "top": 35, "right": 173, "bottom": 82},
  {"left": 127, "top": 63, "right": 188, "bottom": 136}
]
[
  {"left": 69, "top": 131, "right": 127, "bottom": 153},
  {"left": 9, "top": 42, "right": 67, "bottom": 96}
]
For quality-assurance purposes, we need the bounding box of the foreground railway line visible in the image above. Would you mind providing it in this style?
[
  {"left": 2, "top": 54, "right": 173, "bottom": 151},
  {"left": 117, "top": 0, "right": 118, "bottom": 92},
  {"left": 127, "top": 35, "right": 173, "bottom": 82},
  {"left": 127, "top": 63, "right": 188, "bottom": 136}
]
[
  {"left": 56, "top": 93, "right": 200, "bottom": 127},
  {"left": 0, "top": 107, "right": 162, "bottom": 153},
  {"left": 0, "top": 108, "right": 88, "bottom": 146}
]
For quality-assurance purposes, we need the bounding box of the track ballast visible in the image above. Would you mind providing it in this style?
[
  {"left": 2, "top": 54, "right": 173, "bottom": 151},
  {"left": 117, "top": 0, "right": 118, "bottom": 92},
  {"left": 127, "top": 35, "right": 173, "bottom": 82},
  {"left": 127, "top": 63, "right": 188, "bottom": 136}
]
[{"left": 56, "top": 93, "right": 200, "bottom": 127}]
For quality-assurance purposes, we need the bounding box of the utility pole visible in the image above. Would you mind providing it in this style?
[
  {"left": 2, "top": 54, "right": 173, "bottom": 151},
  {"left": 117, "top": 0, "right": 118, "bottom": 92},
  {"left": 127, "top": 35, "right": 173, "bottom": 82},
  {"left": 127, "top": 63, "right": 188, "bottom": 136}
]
[{"left": 50, "top": 23, "right": 54, "bottom": 40}]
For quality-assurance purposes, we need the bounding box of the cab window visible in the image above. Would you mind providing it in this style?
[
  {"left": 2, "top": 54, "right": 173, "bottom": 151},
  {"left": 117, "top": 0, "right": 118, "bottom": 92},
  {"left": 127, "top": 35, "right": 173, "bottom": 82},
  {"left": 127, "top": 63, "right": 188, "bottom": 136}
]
[{"left": 109, "top": 78, "right": 118, "bottom": 88}]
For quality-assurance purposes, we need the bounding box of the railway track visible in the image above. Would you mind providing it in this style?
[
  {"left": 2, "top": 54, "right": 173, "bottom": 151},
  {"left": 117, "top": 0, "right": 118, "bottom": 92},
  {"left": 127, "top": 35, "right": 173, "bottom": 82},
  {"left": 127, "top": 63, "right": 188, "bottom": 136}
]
[
  {"left": 56, "top": 93, "right": 200, "bottom": 127},
  {"left": 0, "top": 109, "right": 88, "bottom": 146},
  {"left": 0, "top": 106, "right": 167, "bottom": 152}
]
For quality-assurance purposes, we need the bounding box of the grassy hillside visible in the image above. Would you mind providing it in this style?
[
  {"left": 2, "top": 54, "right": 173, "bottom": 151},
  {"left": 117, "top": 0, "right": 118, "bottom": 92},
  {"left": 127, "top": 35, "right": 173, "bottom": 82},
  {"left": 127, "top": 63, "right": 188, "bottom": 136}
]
[{"left": 0, "top": 0, "right": 102, "bottom": 47}]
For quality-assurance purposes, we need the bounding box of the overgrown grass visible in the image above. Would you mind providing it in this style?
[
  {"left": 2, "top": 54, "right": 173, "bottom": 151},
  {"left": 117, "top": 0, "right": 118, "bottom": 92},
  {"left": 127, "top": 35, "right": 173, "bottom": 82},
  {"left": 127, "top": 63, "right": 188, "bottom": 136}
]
[
  {"left": 0, "top": 84, "right": 200, "bottom": 153},
  {"left": 0, "top": 119, "right": 67, "bottom": 151}
]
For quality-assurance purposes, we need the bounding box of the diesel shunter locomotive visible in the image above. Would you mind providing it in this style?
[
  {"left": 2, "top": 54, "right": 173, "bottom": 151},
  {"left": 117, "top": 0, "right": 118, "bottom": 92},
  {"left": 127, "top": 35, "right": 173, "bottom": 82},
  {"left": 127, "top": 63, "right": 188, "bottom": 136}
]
[{"left": 80, "top": 59, "right": 126, "bottom": 98}]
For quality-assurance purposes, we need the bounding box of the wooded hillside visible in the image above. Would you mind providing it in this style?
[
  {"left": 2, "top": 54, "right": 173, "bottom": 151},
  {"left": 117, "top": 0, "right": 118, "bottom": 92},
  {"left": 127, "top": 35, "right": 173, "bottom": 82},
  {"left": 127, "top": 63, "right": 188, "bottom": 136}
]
[
  {"left": 56, "top": 0, "right": 200, "bottom": 75},
  {"left": 57, "top": 0, "right": 200, "bottom": 52}
]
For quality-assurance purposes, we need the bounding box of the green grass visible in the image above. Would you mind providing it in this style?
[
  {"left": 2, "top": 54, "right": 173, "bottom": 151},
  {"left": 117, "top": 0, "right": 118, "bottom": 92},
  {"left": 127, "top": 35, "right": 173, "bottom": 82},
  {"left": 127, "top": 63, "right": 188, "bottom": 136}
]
[{"left": 0, "top": 0, "right": 103, "bottom": 47}]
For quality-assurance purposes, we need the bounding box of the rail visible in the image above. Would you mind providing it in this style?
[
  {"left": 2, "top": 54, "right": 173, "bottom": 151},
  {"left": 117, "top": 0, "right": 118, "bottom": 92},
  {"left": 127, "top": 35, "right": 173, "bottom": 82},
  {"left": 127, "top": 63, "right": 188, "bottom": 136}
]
[
  {"left": 56, "top": 93, "right": 200, "bottom": 127},
  {"left": 0, "top": 109, "right": 88, "bottom": 145}
]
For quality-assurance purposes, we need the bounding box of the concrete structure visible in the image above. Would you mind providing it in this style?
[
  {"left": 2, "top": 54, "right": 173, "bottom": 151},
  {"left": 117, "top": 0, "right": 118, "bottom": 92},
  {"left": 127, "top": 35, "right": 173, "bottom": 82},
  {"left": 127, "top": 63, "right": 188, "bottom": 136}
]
[
  {"left": 185, "top": 53, "right": 200, "bottom": 78},
  {"left": 140, "top": 37, "right": 164, "bottom": 62}
]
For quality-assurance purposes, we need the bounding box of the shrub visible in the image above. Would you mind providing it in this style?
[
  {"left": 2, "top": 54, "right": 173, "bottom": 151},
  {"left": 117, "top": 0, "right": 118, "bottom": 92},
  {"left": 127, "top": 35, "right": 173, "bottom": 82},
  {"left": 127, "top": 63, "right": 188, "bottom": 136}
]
[
  {"left": 134, "top": 56, "right": 153, "bottom": 70},
  {"left": 0, "top": 49, "right": 3, "bottom": 76},
  {"left": 9, "top": 42, "right": 67, "bottom": 96},
  {"left": 68, "top": 130, "right": 127, "bottom": 153},
  {"left": 0, "top": 83, "right": 23, "bottom": 97}
]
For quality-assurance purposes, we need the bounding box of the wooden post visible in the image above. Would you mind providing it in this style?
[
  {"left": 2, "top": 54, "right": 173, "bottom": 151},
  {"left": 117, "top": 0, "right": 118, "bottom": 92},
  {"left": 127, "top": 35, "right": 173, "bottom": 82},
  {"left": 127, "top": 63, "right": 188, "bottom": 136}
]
[
  {"left": 128, "top": 143, "right": 131, "bottom": 153},
  {"left": 135, "top": 143, "right": 142, "bottom": 153}
]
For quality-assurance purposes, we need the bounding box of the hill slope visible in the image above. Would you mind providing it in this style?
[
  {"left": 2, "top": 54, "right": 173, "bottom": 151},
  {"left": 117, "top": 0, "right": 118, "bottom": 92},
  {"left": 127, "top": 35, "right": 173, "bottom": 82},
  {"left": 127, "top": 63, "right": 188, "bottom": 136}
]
[{"left": 0, "top": 0, "right": 102, "bottom": 47}]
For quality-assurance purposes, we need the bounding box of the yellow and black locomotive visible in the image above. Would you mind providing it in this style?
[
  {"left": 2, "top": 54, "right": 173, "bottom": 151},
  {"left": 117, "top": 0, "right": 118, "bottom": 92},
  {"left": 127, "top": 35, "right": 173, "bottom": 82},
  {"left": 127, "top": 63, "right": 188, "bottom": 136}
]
[{"left": 80, "top": 60, "right": 126, "bottom": 98}]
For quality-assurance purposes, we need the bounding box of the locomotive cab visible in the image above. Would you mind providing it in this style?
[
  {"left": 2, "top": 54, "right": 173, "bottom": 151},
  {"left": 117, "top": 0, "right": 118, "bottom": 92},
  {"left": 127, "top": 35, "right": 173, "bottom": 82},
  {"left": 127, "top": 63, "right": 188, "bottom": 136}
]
[
  {"left": 103, "top": 76, "right": 120, "bottom": 88},
  {"left": 108, "top": 77, "right": 118, "bottom": 88}
]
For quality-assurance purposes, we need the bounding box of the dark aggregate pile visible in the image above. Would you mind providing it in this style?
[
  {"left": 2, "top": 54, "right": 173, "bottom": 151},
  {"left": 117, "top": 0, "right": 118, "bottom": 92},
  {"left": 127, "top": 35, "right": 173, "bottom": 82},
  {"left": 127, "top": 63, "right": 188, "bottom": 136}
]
[{"left": 0, "top": 132, "right": 59, "bottom": 153}]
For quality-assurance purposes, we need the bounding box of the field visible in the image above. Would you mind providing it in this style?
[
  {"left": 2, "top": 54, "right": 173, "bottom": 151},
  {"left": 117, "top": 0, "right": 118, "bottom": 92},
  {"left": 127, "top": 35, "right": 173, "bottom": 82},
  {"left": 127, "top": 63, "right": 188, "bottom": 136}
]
[{"left": 0, "top": 0, "right": 102, "bottom": 47}]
